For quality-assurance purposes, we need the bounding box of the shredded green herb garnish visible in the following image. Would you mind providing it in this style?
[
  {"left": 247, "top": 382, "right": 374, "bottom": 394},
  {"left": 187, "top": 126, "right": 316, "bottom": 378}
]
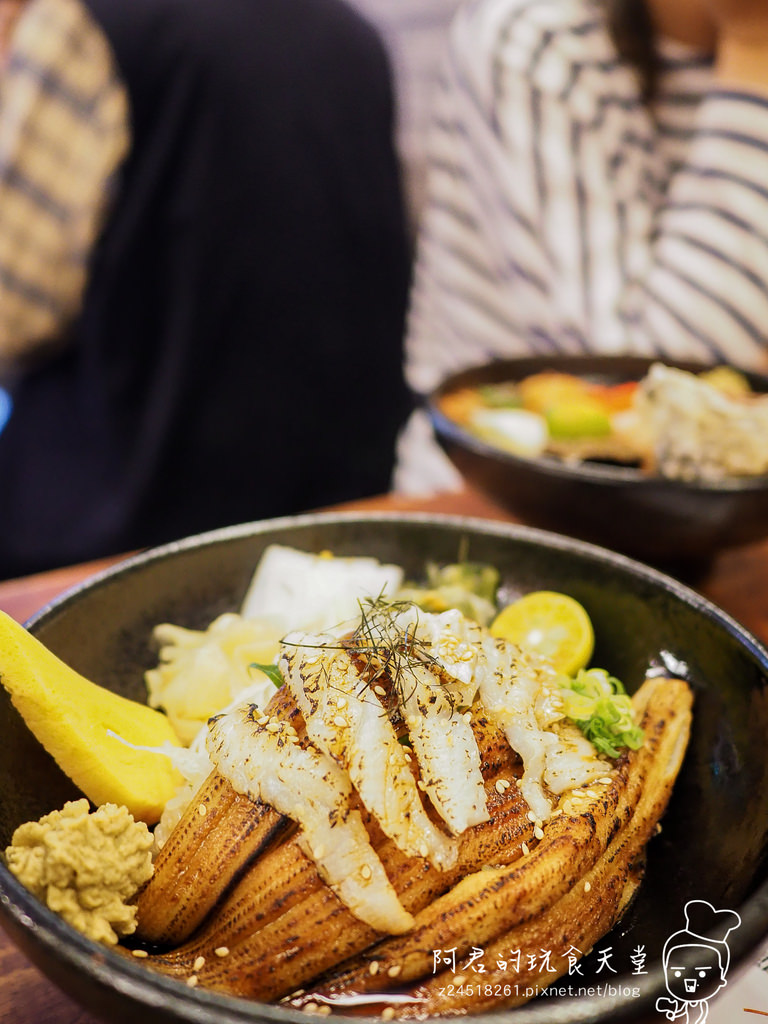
[
  {"left": 559, "top": 668, "right": 644, "bottom": 758},
  {"left": 345, "top": 596, "right": 447, "bottom": 709}
]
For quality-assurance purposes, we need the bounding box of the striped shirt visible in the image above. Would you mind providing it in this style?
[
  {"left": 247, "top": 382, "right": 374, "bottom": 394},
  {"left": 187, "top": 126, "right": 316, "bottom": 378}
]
[
  {"left": 0, "top": 0, "right": 128, "bottom": 369},
  {"left": 350, "top": 0, "right": 462, "bottom": 226},
  {"left": 397, "top": 0, "right": 768, "bottom": 489}
]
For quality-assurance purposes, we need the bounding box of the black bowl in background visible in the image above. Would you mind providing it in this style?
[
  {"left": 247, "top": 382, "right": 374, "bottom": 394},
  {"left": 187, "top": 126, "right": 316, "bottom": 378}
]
[
  {"left": 1, "top": 511, "right": 768, "bottom": 1024},
  {"left": 427, "top": 355, "right": 768, "bottom": 566}
]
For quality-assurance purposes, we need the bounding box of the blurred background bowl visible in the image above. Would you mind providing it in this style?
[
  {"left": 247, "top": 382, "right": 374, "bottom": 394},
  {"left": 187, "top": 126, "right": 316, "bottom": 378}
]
[
  {"left": 1, "top": 511, "right": 768, "bottom": 1024},
  {"left": 426, "top": 355, "right": 768, "bottom": 567}
]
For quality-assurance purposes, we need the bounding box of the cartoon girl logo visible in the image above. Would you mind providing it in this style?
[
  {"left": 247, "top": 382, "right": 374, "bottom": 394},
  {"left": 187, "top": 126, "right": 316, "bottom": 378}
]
[{"left": 656, "top": 900, "right": 741, "bottom": 1023}]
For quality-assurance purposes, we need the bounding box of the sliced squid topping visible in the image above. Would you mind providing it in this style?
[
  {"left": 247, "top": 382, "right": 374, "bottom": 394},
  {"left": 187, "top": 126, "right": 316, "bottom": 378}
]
[
  {"left": 206, "top": 702, "right": 414, "bottom": 934},
  {"left": 279, "top": 633, "right": 458, "bottom": 870},
  {"left": 399, "top": 606, "right": 484, "bottom": 704},
  {"left": 477, "top": 635, "right": 609, "bottom": 820},
  {"left": 398, "top": 660, "right": 489, "bottom": 835},
  {"left": 390, "top": 606, "right": 490, "bottom": 833}
]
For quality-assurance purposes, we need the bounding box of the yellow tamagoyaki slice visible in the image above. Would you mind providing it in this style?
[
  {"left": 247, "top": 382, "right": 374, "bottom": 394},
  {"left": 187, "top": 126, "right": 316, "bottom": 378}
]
[{"left": 0, "top": 610, "right": 182, "bottom": 824}]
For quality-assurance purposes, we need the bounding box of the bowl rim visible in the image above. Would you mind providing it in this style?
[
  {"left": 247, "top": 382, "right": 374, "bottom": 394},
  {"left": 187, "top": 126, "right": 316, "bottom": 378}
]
[
  {"left": 426, "top": 355, "right": 768, "bottom": 494},
  {"left": 3, "top": 509, "right": 768, "bottom": 1024}
]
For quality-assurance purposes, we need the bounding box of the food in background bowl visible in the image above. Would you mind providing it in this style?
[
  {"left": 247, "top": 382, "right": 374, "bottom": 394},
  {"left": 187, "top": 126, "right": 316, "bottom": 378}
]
[
  {"left": 440, "top": 362, "right": 768, "bottom": 483},
  {"left": 427, "top": 358, "right": 768, "bottom": 563}
]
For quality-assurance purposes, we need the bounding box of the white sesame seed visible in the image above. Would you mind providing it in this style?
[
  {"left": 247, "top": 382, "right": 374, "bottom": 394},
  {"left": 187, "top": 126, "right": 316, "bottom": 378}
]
[
  {"left": 186, "top": 975, "right": 199, "bottom": 988},
  {"left": 266, "top": 721, "right": 281, "bottom": 733},
  {"left": 598, "top": 777, "right": 613, "bottom": 785},
  {"left": 495, "top": 780, "right": 505, "bottom": 795},
  {"left": 521, "top": 842, "right": 530, "bottom": 856},
  {"left": 527, "top": 811, "right": 536, "bottom": 822},
  {"left": 193, "top": 955, "right": 206, "bottom": 972},
  {"left": 584, "top": 881, "right": 592, "bottom": 892},
  {"left": 131, "top": 948, "right": 149, "bottom": 958},
  {"left": 257, "top": 715, "right": 270, "bottom": 726},
  {"left": 337, "top": 697, "right": 347, "bottom": 709},
  {"left": 369, "top": 961, "right": 380, "bottom": 976},
  {"left": 214, "top": 946, "right": 230, "bottom": 958},
  {"left": 382, "top": 1008, "right": 396, "bottom": 1021},
  {"left": 361, "top": 864, "right": 372, "bottom": 880},
  {"left": 197, "top": 804, "right": 207, "bottom": 816},
  {"left": 534, "top": 826, "right": 544, "bottom": 840},
  {"left": 333, "top": 716, "right": 346, "bottom": 728},
  {"left": 374, "top": 685, "right": 387, "bottom": 697}
]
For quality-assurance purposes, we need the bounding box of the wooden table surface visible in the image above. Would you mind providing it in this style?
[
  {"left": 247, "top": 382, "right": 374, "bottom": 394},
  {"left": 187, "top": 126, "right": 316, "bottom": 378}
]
[{"left": 1, "top": 485, "right": 767, "bottom": 1023}]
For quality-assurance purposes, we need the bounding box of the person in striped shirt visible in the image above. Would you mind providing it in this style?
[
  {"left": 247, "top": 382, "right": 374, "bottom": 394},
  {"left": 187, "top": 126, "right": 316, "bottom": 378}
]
[
  {"left": 396, "top": 0, "right": 768, "bottom": 492},
  {"left": 348, "top": 0, "right": 463, "bottom": 229}
]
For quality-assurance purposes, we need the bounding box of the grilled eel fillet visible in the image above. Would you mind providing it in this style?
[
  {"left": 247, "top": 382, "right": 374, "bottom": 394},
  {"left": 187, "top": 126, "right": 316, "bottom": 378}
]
[{"left": 133, "top": 675, "right": 692, "bottom": 1013}]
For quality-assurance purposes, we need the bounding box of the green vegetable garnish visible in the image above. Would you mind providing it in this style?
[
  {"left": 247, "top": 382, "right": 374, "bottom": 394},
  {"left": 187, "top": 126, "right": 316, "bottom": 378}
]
[
  {"left": 250, "top": 662, "right": 284, "bottom": 688},
  {"left": 545, "top": 399, "right": 611, "bottom": 439},
  {"left": 559, "top": 667, "right": 644, "bottom": 758},
  {"left": 398, "top": 561, "right": 500, "bottom": 626},
  {"left": 478, "top": 383, "right": 522, "bottom": 409}
]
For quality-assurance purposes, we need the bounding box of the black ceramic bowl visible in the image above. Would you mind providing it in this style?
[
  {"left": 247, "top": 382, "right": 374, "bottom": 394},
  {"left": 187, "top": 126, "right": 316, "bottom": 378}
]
[
  {"left": 427, "top": 355, "right": 768, "bottom": 566},
  {"left": 1, "top": 512, "right": 768, "bottom": 1024}
]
